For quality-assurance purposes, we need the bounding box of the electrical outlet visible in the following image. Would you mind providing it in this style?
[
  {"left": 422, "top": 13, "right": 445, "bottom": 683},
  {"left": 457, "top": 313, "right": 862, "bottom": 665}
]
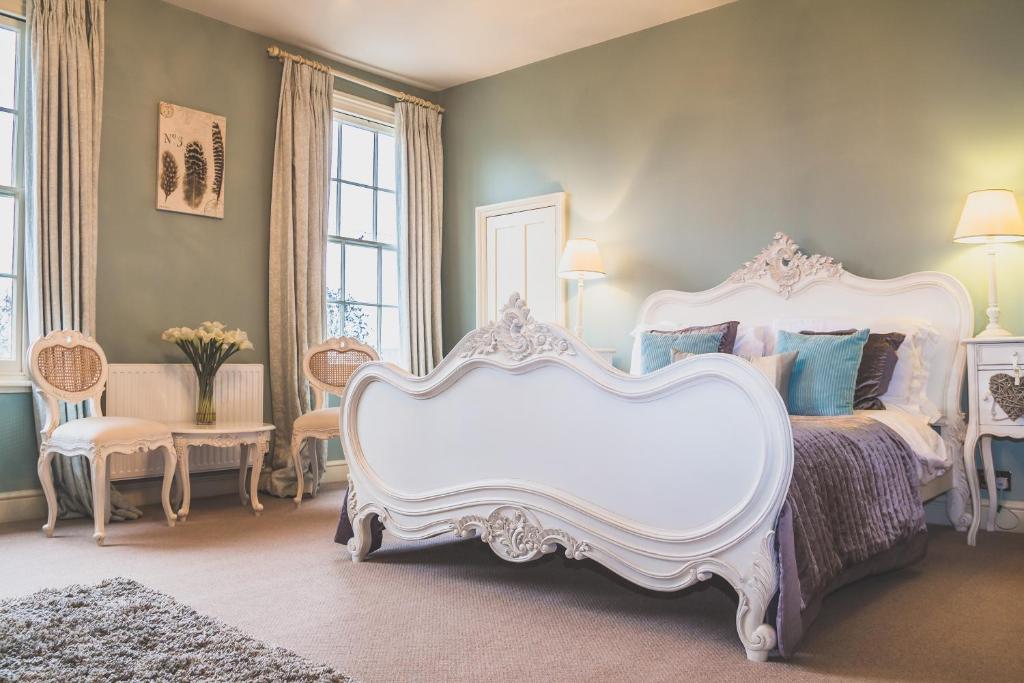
[{"left": 977, "top": 469, "right": 1012, "bottom": 492}]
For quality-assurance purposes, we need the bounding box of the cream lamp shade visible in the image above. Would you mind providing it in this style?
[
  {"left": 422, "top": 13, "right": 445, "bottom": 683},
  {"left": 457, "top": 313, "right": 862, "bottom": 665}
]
[
  {"left": 558, "top": 239, "right": 606, "bottom": 280},
  {"left": 954, "top": 189, "right": 1024, "bottom": 244},
  {"left": 953, "top": 189, "right": 1024, "bottom": 338}
]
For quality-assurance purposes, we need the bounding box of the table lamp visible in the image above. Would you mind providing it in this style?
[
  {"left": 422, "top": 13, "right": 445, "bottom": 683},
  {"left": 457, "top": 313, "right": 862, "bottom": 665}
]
[
  {"left": 558, "top": 238, "right": 606, "bottom": 338},
  {"left": 954, "top": 189, "right": 1024, "bottom": 338}
]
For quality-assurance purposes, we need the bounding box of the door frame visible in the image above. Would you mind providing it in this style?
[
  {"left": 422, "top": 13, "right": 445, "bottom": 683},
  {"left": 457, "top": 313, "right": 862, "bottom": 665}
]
[{"left": 475, "top": 192, "right": 568, "bottom": 327}]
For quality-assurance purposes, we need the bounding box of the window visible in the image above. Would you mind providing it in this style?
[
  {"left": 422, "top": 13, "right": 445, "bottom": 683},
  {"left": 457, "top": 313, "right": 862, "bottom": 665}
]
[
  {"left": 0, "top": 13, "right": 23, "bottom": 380},
  {"left": 326, "top": 100, "right": 402, "bottom": 365}
]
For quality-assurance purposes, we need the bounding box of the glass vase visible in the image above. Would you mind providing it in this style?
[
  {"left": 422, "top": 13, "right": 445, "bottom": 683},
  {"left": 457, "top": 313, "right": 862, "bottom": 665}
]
[{"left": 195, "top": 374, "right": 216, "bottom": 425}]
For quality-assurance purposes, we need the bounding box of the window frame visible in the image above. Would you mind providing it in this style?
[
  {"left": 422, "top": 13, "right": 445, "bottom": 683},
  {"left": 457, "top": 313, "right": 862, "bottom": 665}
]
[
  {"left": 326, "top": 92, "right": 403, "bottom": 365},
  {"left": 0, "top": 11, "right": 27, "bottom": 389}
]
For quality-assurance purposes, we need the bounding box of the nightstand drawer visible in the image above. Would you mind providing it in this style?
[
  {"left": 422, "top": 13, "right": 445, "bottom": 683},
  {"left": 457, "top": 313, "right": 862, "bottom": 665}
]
[
  {"left": 977, "top": 369, "right": 1024, "bottom": 427},
  {"left": 976, "top": 343, "right": 1024, "bottom": 368}
]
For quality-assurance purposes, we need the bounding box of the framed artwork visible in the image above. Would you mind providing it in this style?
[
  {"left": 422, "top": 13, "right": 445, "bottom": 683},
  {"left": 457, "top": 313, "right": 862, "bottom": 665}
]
[{"left": 157, "top": 102, "right": 225, "bottom": 218}]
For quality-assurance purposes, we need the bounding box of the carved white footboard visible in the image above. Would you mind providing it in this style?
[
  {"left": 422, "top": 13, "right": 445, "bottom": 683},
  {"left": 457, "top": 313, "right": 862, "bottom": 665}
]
[{"left": 342, "top": 294, "right": 793, "bottom": 661}]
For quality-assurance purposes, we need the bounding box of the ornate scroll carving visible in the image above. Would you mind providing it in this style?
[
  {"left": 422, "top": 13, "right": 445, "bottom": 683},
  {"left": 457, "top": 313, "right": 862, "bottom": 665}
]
[
  {"left": 347, "top": 475, "right": 359, "bottom": 516},
  {"left": 734, "top": 531, "right": 778, "bottom": 660},
  {"left": 942, "top": 413, "right": 972, "bottom": 532},
  {"left": 454, "top": 506, "right": 590, "bottom": 563},
  {"left": 461, "top": 293, "right": 575, "bottom": 361},
  {"left": 728, "top": 232, "right": 844, "bottom": 298}
]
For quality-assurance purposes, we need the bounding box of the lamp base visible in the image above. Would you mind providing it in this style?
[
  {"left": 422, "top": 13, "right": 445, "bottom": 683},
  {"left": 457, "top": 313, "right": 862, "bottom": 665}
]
[{"left": 976, "top": 326, "right": 1014, "bottom": 339}]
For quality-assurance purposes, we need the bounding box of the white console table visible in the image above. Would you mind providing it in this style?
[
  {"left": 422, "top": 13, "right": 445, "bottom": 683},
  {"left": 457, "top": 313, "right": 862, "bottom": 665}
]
[{"left": 170, "top": 422, "right": 275, "bottom": 520}]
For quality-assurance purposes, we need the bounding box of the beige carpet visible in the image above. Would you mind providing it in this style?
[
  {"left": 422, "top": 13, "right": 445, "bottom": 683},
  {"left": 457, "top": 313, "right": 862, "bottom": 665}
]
[{"left": 1, "top": 485, "right": 1021, "bottom": 682}]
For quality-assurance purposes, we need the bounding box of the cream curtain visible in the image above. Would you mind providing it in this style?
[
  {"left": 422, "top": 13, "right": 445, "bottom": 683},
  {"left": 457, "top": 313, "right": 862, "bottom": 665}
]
[
  {"left": 23, "top": 0, "right": 135, "bottom": 520},
  {"left": 265, "top": 59, "right": 332, "bottom": 497},
  {"left": 396, "top": 100, "right": 443, "bottom": 375}
]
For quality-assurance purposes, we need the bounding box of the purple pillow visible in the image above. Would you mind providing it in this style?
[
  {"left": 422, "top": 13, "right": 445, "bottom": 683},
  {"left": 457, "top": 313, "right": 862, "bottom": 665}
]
[
  {"left": 651, "top": 321, "right": 739, "bottom": 354},
  {"left": 800, "top": 330, "right": 905, "bottom": 409}
]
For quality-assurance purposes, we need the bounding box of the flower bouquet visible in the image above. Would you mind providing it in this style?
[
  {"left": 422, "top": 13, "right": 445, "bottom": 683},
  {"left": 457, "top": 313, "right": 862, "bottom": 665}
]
[{"left": 161, "top": 321, "right": 254, "bottom": 425}]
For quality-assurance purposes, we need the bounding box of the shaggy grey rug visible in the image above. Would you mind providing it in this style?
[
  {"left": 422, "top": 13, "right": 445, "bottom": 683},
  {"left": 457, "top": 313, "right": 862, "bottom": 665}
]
[{"left": 0, "top": 578, "right": 351, "bottom": 682}]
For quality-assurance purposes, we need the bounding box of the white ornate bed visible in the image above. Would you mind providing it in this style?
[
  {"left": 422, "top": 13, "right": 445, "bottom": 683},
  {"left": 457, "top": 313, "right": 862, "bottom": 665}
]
[{"left": 341, "top": 233, "right": 974, "bottom": 661}]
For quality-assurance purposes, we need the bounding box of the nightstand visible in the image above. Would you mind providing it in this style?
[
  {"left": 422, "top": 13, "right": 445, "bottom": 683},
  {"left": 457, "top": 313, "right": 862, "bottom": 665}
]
[{"left": 963, "top": 337, "right": 1024, "bottom": 545}]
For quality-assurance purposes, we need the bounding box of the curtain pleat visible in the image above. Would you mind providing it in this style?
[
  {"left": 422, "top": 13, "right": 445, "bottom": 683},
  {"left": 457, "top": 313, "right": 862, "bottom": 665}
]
[
  {"left": 24, "top": 0, "right": 137, "bottom": 521},
  {"left": 264, "top": 60, "right": 331, "bottom": 498},
  {"left": 396, "top": 101, "right": 443, "bottom": 376}
]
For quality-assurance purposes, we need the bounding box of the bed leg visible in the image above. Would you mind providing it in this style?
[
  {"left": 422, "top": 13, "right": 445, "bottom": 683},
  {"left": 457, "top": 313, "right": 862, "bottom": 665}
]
[
  {"left": 736, "top": 586, "right": 776, "bottom": 663},
  {"left": 733, "top": 532, "right": 777, "bottom": 662},
  {"left": 347, "top": 512, "right": 375, "bottom": 562}
]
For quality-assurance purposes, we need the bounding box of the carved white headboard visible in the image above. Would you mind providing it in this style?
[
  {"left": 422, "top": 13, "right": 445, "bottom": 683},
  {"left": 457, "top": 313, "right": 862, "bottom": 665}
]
[{"left": 630, "top": 233, "right": 974, "bottom": 428}]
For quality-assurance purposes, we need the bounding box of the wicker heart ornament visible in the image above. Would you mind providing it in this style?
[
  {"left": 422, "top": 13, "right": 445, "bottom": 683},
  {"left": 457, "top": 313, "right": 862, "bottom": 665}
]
[{"left": 989, "top": 373, "right": 1024, "bottom": 421}]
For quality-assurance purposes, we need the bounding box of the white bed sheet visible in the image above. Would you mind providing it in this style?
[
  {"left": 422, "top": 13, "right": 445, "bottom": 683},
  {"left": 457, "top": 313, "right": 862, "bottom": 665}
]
[{"left": 856, "top": 407, "right": 949, "bottom": 484}]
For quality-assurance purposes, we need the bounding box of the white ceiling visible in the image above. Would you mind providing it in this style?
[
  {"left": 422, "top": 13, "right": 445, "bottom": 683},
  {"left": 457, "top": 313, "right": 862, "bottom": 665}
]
[{"left": 163, "top": 0, "right": 737, "bottom": 91}]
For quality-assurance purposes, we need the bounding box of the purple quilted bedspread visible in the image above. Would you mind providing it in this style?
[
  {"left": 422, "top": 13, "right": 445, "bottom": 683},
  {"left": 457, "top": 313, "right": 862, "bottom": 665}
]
[{"left": 335, "top": 415, "right": 927, "bottom": 658}]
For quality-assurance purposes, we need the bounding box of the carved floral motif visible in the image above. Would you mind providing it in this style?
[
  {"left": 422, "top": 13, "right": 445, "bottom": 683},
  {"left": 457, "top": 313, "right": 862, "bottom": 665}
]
[
  {"left": 454, "top": 506, "right": 590, "bottom": 562},
  {"left": 460, "top": 293, "right": 574, "bottom": 361},
  {"left": 728, "top": 232, "right": 844, "bottom": 298}
]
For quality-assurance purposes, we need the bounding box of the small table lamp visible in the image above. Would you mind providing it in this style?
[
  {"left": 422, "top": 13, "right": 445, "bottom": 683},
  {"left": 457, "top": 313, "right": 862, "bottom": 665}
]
[
  {"left": 558, "top": 238, "right": 606, "bottom": 338},
  {"left": 954, "top": 189, "right": 1024, "bottom": 338}
]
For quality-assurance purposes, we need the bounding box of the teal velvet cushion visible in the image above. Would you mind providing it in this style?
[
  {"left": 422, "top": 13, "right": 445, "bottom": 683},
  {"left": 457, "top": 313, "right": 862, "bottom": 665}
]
[
  {"left": 640, "top": 331, "right": 724, "bottom": 373},
  {"left": 775, "top": 329, "right": 870, "bottom": 416}
]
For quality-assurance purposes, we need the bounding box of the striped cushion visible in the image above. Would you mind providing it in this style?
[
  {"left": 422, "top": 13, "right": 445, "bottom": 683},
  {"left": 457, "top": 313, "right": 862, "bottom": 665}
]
[
  {"left": 776, "top": 329, "right": 869, "bottom": 416},
  {"left": 640, "top": 331, "right": 724, "bottom": 373}
]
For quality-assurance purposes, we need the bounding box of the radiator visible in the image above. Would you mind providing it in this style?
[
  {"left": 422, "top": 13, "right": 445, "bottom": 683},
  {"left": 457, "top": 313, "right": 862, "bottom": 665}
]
[{"left": 105, "top": 364, "right": 265, "bottom": 480}]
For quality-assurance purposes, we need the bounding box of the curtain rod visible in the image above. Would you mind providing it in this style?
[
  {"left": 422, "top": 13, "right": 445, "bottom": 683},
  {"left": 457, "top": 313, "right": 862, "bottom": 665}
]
[{"left": 266, "top": 45, "right": 444, "bottom": 113}]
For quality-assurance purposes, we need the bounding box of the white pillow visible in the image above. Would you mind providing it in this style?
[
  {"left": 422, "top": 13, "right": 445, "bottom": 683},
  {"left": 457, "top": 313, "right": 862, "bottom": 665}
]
[{"left": 770, "top": 317, "right": 941, "bottom": 422}]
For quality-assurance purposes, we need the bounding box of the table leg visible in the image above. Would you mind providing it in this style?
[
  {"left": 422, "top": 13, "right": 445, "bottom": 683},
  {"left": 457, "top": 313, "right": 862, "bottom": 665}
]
[
  {"left": 964, "top": 426, "right": 982, "bottom": 546},
  {"left": 248, "top": 441, "right": 266, "bottom": 516},
  {"left": 175, "top": 442, "right": 191, "bottom": 522},
  {"left": 238, "top": 445, "right": 250, "bottom": 507},
  {"left": 981, "top": 435, "right": 998, "bottom": 532}
]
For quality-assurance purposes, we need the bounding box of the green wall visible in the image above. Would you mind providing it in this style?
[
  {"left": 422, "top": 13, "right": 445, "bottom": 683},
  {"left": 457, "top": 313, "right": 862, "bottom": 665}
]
[
  {"left": 440, "top": 0, "right": 1024, "bottom": 500},
  {"left": 0, "top": 0, "right": 426, "bottom": 493}
]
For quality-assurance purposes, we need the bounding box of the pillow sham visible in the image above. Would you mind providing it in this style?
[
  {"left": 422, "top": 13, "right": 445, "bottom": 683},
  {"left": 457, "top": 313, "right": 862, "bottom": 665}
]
[
  {"left": 645, "top": 321, "right": 739, "bottom": 354},
  {"left": 776, "top": 329, "right": 870, "bottom": 416},
  {"left": 640, "top": 330, "right": 724, "bottom": 372},
  {"left": 772, "top": 317, "right": 941, "bottom": 422},
  {"left": 800, "top": 330, "right": 905, "bottom": 410},
  {"left": 672, "top": 350, "right": 798, "bottom": 407}
]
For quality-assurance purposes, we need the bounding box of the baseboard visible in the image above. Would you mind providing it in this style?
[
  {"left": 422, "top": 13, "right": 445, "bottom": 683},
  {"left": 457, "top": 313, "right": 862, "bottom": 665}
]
[
  {"left": 925, "top": 494, "right": 1024, "bottom": 534},
  {"left": 980, "top": 499, "right": 1024, "bottom": 533},
  {"left": 0, "top": 460, "right": 350, "bottom": 525},
  {"left": 0, "top": 488, "right": 49, "bottom": 525}
]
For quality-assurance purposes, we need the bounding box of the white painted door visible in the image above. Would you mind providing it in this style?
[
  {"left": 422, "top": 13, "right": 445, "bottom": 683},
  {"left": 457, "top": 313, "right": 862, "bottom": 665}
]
[{"left": 476, "top": 195, "right": 566, "bottom": 326}]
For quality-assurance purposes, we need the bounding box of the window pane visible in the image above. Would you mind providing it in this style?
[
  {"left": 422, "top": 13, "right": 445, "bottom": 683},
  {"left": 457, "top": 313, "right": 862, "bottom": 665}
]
[
  {"left": 381, "top": 248, "right": 398, "bottom": 305},
  {"left": 0, "top": 276, "right": 12, "bottom": 360},
  {"left": 377, "top": 134, "right": 396, "bottom": 191},
  {"left": 326, "top": 302, "right": 343, "bottom": 338},
  {"left": 328, "top": 181, "right": 339, "bottom": 235},
  {"left": 343, "top": 303, "right": 377, "bottom": 348},
  {"left": 380, "top": 307, "right": 400, "bottom": 362},
  {"left": 339, "top": 183, "right": 373, "bottom": 239},
  {"left": 376, "top": 191, "right": 397, "bottom": 244},
  {"left": 0, "top": 195, "right": 13, "bottom": 275},
  {"left": 340, "top": 123, "right": 374, "bottom": 185},
  {"left": 344, "top": 243, "right": 378, "bottom": 304},
  {"left": 330, "top": 119, "right": 340, "bottom": 178},
  {"left": 326, "top": 241, "right": 341, "bottom": 301},
  {"left": 0, "top": 112, "right": 13, "bottom": 187}
]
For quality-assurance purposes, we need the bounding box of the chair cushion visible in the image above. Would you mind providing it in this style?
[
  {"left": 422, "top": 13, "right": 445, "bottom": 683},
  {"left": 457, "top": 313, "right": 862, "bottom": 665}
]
[
  {"left": 50, "top": 416, "right": 171, "bottom": 446},
  {"left": 294, "top": 407, "right": 340, "bottom": 434}
]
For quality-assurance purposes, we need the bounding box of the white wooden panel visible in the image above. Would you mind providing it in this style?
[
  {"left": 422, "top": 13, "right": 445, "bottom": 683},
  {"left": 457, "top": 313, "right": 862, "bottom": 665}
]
[
  {"left": 105, "top": 364, "right": 264, "bottom": 480},
  {"left": 476, "top": 193, "right": 567, "bottom": 326},
  {"left": 524, "top": 217, "right": 559, "bottom": 322},
  {"left": 489, "top": 218, "right": 527, "bottom": 321}
]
